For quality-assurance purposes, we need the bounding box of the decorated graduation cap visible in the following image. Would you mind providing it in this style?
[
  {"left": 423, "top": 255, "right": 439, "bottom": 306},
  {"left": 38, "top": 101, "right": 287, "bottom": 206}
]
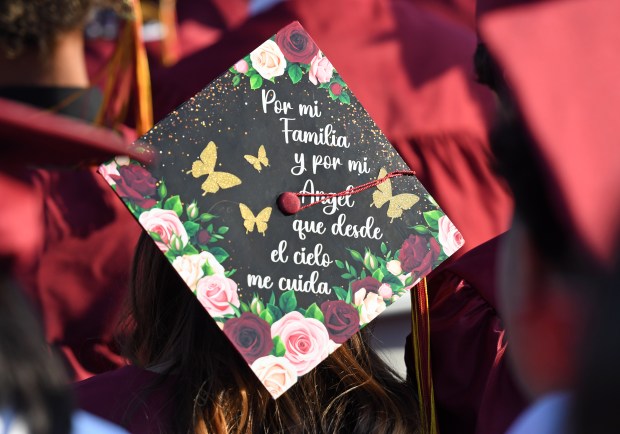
[
  {"left": 100, "top": 21, "right": 463, "bottom": 398},
  {"left": 480, "top": 0, "right": 620, "bottom": 265}
]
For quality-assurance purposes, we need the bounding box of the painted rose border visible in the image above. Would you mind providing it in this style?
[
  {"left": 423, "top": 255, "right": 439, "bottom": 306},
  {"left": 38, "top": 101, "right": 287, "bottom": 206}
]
[{"left": 228, "top": 21, "right": 351, "bottom": 105}]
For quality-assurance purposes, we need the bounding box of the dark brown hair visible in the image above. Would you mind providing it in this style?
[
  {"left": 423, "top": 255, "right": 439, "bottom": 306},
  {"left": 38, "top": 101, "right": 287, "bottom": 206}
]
[
  {"left": 120, "top": 233, "right": 419, "bottom": 434},
  {"left": 0, "top": 0, "right": 119, "bottom": 59}
]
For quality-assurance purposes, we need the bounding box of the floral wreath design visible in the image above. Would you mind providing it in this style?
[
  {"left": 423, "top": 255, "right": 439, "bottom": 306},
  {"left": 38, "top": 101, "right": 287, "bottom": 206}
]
[
  {"left": 229, "top": 22, "right": 351, "bottom": 105},
  {"left": 100, "top": 153, "right": 464, "bottom": 399}
]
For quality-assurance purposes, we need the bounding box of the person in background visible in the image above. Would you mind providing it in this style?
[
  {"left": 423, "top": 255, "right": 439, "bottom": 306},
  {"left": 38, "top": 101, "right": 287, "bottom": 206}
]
[
  {"left": 75, "top": 232, "right": 420, "bottom": 434},
  {"left": 0, "top": 0, "right": 143, "bottom": 380},
  {"left": 0, "top": 100, "right": 147, "bottom": 433},
  {"left": 478, "top": 0, "right": 620, "bottom": 432}
]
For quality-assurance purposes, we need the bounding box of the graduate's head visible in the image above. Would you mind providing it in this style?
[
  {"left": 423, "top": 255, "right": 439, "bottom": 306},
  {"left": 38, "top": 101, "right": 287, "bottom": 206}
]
[
  {"left": 120, "top": 232, "right": 418, "bottom": 434},
  {"left": 0, "top": 0, "right": 120, "bottom": 60},
  {"left": 480, "top": 0, "right": 620, "bottom": 399}
]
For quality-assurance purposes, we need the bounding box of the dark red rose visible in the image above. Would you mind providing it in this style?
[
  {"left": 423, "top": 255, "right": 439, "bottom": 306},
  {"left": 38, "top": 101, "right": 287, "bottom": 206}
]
[
  {"left": 197, "top": 229, "right": 211, "bottom": 245},
  {"left": 330, "top": 82, "right": 343, "bottom": 96},
  {"left": 223, "top": 312, "right": 273, "bottom": 364},
  {"left": 399, "top": 235, "right": 441, "bottom": 277},
  {"left": 275, "top": 22, "right": 318, "bottom": 64},
  {"left": 350, "top": 276, "right": 382, "bottom": 294},
  {"left": 320, "top": 300, "right": 360, "bottom": 343},
  {"left": 111, "top": 165, "right": 158, "bottom": 208}
]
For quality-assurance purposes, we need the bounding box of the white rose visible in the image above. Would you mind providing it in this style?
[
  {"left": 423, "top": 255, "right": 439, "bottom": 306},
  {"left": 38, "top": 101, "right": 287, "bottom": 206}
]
[
  {"left": 251, "top": 355, "right": 297, "bottom": 399},
  {"left": 437, "top": 215, "right": 465, "bottom": 256},
  {"left": 354, "top": 288, "right": 386, "bottom": 325},
  {"left": 172, "top": 251, "right": 225, "bottom": 291},
  {"left": 250, "top": 40, "right": 286, "bottom": 80},
  {"left": 386, "top": 260, "right": 403, "bottom": 276}
]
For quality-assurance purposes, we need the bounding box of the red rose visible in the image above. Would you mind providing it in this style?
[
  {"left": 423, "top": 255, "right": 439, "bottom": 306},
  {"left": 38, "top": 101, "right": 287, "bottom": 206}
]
[
  {"left": 399, "top": 235, "right": 441, "bottom": 277},
  {"left": 275, "top": 22, "right": 318, "bottom": 64},
  {"left": 197, "top": 229, "right": 211, "bottom": 245},
  {"left": 223, "top": 312, "right": 274, "bottom": 364},
  {"left": 350, "top": 276, "right": 382, "bottom": 294},
  {"left": 320, "top": 300, "right": 360, "bottom": 343},
  {"left": 330, "top": 82, "right": 343, "bottom": 96},
  {"left": 111, "top": 165, "right": 158, "bottom": 209}
]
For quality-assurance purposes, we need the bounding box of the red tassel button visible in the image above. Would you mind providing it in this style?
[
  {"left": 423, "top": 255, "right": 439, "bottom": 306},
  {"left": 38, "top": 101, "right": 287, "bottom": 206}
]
[{"left": 277, "top": 192, "right": 301, "bottom": 216}]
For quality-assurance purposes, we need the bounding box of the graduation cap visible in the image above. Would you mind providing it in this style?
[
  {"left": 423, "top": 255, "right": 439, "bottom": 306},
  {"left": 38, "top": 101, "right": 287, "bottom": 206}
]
[
  {"left": 99, "top": 21, "right": 463, "bottom": 398},
  {"left": 480, "top": 0, "right": 620, "bottom": 265},
  {"left": 0, "top": 97, "right": 152, "bottom": 167}
]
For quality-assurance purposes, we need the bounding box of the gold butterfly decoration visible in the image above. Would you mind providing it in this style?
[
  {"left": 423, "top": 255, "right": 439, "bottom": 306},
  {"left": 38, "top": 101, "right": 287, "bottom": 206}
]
[
  {"left": 244, "top": 145, "right": 269, "bottom": 172},
  {"left": 239, "top": 204, "right": 272, "bottom": 236},
  {"left": 187, "top": 141, "right": 242, "bottom": 196},
  {"left": 371, "top": 168, "right": 419, "bottom": 221}
]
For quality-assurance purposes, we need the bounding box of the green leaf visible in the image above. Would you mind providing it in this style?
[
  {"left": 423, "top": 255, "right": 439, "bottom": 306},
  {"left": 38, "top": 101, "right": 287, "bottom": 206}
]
[
  {"left": 279, "top": 290, "right": 297, "bottom": 313},
  {"left": 305, "top": 303, "right": 324, "bottom": 322},
  {"left": 183, "top": 221, "right": 200, "bottom": 237},
  {"left": 269, "top": 292, "right": 276, "bottom": 306},
  {"left": 380, "top": 242, "right": 388, "bottom": 256},
  {"left": 200, "top": 213, "right": 216, "bottom": 222},
  {"left": 260, "top": 309, "right": 274, "bottom": 325},
  {"left": 207, "top": 224, "right": 214, "bottom": 232},
  {"left": 157, "top": 181, "right": 167, "bottom": 199},
  {"left": 345, "top": 287, "right": 352, "bottom": 304},
  {"left": 288, "top": 64, "right": 303, "bottom": 84},
  {"left": 383, "top": 273, "right": 403, "bottom": 288},
  {"left": 225, "top": 268, "right": 237, "bottom": 277},
  {"left": 217, "top": 226, "right": 229, "bottom": 235},
  {"left": 211, "top": 234, "right": 224, "bottom": 241},
  {"left": 149, "top": 231, "right": 163, "bottom": 243},
  {"left": 360, "top": 270, "right": 367, "bottom": 278},
  {"left": 229, "top": 303, "right": 242, "bottom": 317},
  {"left": 338, "top": 91, "right": 351, "bottom": 104},
  {"left": 335, "top": 260, "right": 345, "bottom": 269},
  {"left": 272, "top": 336, "right": 286, "bottom": 357},
  {"left": 350, "top": 267, "right": 358, "bottom": 278},
  {"left": 341, "top": 273, "right": 352, "bottom": 280},
  {"left": 423, "top": 210, "right": 444, "bottom": 231},
  {"left": 411, "top": 224, "right": 431, "bottom": 235},
  {"left": 266, "top": 303, "right": 283, "bottom": 321},
  {"left": 250, "top": 74, "right": 263, "bottom": 90},
  {"left": 183, "top": 244, "right": 199, "bottom": 255},
  {"left": 232, "top": 75, "right": 241, "bottom": 86},
  {"left": 334, "top": 286, "right": 348, "bottom": 301},
  {"left": 372, "top": 268, "right": 385, "bottom": 282},
  {"left": 348, "top": 249, "right": 363, "bottom": 263},
  {"left": 404, "top": 275, "right": 414, "bottom": 286},
  {"left": 209, "top": 247, "right": 229, "bottom": 263},
  {"left": 164, "top": 195, "right": 183, "bottom": 217},
  {"left": 240, "top": 301, "right": 250, "bottom": 313}
]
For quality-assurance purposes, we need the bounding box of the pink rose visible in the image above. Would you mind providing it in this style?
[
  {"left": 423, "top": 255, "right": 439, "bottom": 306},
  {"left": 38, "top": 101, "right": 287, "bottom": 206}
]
[
  {"left": 196, "top": 275, "right": 240, "bottom": 317},
  {"left": 437, "top": 216, "right": 465, "bottom": 256},
  {"left": 251, "top": 355, "right": 297, "bottom": 399},
  {"left": 271, "top": 311, "right": 330, "bottom": 376},
  {"left": 138, "top": 208, "right": 188, "bottom": 253},
  {"left": 308, "top": 53, "right": 334, "bottom": 85},
  {"left": 234, "top": 59, "right": 249, "bottom": 74},
  {"left": 354, "top": 289, "right": 387, "bottom": 325},
  {"left": 378, "top": 284, "right": 393, "bottom": 300},
  {"left": 98, "top": 161, "right": 120, "bottom": 185}
]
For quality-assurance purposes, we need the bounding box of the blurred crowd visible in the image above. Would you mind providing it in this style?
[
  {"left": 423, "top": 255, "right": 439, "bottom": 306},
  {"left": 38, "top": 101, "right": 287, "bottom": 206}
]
[{"left": 0, "top": 0, "right": 618, "bottom": 433}]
